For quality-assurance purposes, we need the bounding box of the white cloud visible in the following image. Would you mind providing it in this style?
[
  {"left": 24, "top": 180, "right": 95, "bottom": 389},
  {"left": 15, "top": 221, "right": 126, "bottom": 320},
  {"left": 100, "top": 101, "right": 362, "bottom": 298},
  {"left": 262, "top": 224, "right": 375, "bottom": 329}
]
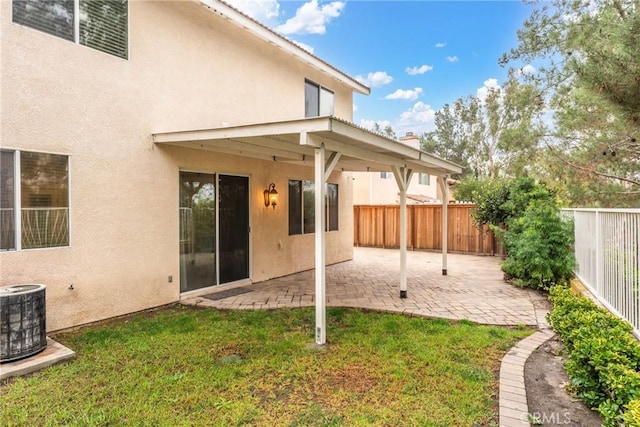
[
  {"left": 353, "top": 103, "right": 358, "bottom": 113},
  {"left": 224, "top": 0, "right": 281, "bottom": 26},
  {"left": 476, "top": 78, "right": 501, "bottom": 102},
  {"left": 359, "top": 119, "right": 392, "bottom": 132},
  {"left": 396, "top": 101, "right": 437, "bottom": 135},
  {"left": 291, "top": 40, "right": 314, "bottom": 53},
  {"left": 275, "top": 0, "right": 345, "bottom": 35},
  {"left": 435, "top": 42, "right": 446, "bottom": 48},
  {"left": 405, "top": 65, "right": 433, "bottom": 75},
  {"left": 513, "top": 64, "right": 536, "bottom": 77},
  {"left": 355, "top": 71, "right": 393, "bottom": 87},
  {"left": 446, "top": 56, "right": 459, "bottom": 63},
  {"left": 384, "top": 87, "right": 423, "bottom": 101}
]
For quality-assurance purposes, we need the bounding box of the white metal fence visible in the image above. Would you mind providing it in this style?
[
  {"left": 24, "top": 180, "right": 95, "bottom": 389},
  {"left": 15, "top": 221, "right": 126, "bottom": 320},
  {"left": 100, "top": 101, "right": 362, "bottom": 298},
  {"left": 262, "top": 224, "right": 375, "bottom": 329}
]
[{"left": 563, "top": 208, "right": 640, "bottom": 337}]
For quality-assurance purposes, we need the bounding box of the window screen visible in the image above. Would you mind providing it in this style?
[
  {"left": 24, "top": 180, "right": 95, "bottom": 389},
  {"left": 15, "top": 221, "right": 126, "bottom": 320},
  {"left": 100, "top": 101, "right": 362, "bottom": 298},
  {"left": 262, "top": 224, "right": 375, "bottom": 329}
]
[
  {"left": 319, "top": 87, "right": 334, "bottom": 116},
  {"left": 80, "top": 0, "right": 128, "bottom": 59},
  {"left": 305, "top": 80, "right": 319, "bottom": 118},
  {"left": 13, "top": 0, "right": 128, "bottom": 59},
  {"left": 12, "top": 0, "right": 75, "bottom": 41}
]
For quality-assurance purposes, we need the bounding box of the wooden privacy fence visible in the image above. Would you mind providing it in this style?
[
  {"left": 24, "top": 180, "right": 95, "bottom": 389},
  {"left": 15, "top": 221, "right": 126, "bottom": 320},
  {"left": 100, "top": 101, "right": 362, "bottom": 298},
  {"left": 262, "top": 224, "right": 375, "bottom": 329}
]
[{"left": 353, "top": 204, "right": 504, "bottom": 256}]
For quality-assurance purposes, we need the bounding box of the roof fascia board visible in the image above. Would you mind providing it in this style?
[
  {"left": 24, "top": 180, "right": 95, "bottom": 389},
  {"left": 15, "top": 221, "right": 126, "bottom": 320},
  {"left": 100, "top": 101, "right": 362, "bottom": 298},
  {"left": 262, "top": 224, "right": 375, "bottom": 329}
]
[
  {"left": 403, "top": 161, "right": 451, "bottom": 177},
  {"left": 196, "top": 0, "right": 370, "bottom": 95},
  {"left": 153, "top": 117, "right": 332, "bottom": 143},
  {"left": 416, "top": 153, "right": 463, "bottom": 174}
]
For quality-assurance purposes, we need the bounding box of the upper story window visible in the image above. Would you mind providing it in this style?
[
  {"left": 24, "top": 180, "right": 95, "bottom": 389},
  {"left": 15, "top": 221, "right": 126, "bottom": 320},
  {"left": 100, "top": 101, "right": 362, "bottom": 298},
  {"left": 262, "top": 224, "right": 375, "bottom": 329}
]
[
  {"left": 1, "top": 150, "right": 70, "bottom": 251},
  {"left": 305, "top": 79, "right": 334, "bottom": 118},
  {"left": 12, "top": 0, "right": 128, "bottom": 59},
  {"left": 419, "top": 173, "right": 431, "bottom": 185}
]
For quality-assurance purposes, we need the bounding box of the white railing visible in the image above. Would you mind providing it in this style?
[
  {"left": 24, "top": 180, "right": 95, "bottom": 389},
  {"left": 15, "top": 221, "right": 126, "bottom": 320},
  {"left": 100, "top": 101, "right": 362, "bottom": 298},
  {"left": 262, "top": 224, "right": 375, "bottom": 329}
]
[
  {"left": 563, "top": 208, "right": 640, "bottom": 337},
  {"left": 21, "top": 207, "right": 69, "bottom": 249}
]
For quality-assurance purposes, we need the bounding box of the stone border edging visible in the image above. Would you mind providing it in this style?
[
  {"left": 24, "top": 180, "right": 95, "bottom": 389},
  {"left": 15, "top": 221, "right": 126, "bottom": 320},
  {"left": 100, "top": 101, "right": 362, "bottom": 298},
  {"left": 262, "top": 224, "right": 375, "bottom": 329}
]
[{"left": 499, "top": 328, "right": 555, "bottom": 427}]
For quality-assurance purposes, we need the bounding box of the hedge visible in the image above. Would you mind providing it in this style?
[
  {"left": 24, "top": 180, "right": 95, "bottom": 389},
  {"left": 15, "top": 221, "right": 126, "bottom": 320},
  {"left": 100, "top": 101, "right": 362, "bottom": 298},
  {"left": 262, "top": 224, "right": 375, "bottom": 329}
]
[{"left": 548, "top": 285, "right": 640, "bottom": 426}]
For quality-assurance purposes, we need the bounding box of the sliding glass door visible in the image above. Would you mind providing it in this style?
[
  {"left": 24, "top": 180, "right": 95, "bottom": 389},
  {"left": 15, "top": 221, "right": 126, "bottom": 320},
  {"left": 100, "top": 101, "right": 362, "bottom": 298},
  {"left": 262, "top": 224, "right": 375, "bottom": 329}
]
[
  {"left": 179, "top": 172, "right": 249, "bottom": 293},
  {"left": 219, "top": 175, "right": 249, "bottom": 284}
]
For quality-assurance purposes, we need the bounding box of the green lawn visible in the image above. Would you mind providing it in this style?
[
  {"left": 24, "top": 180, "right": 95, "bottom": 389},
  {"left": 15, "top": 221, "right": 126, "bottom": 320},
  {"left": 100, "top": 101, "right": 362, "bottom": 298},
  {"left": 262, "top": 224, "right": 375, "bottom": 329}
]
[{"left": 1, "top": 306, "right": 532, "bottom": 426}]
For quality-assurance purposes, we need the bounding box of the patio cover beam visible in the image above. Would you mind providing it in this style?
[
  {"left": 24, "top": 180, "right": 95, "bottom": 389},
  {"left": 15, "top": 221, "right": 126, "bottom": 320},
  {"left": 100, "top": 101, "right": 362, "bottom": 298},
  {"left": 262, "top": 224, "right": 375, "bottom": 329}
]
[{"left": 299, "top": 131, "right": 409, "bottom": 170}]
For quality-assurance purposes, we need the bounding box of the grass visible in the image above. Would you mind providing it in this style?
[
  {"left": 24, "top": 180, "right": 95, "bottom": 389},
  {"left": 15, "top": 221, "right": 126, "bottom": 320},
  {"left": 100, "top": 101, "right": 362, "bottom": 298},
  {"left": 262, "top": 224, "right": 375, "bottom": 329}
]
[{"left": 1, "top": 305, "right": 532, "bottom": 426}]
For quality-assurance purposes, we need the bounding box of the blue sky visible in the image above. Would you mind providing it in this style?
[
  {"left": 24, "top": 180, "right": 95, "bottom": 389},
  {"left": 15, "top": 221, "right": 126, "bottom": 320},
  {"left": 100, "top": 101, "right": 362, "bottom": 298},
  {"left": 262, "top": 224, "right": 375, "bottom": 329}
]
[{"left": 226, "top": 0, "right": 540, "bottom": 136}]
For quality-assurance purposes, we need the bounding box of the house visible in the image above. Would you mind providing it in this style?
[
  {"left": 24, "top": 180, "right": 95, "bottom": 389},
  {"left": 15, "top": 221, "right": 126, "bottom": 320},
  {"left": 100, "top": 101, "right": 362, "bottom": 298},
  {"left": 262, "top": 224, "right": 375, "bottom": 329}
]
[
  {"left": 353, "top": 133, "right": 441, "bottom": 205},
  {"left": 0, "top": 0, "right": 461, "bottom": 341}
]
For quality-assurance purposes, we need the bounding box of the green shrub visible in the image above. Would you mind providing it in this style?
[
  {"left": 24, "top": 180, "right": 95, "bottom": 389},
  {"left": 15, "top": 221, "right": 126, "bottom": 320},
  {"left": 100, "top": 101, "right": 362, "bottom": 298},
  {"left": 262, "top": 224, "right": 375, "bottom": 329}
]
[
  {"left": 499, "top": 201, "right": 575, "bottom": 290},
  {"left": 623, "top": 399, "right": 640, "bottom": 427},
  {"left": 454, "top": 177, "right": 511, "bottom": 227},
  {"left": 549, "top": 285, "right": 640, "bottom": 425},
  {"left": 456, "top": 177, "right": 573, "bottom": 291}
]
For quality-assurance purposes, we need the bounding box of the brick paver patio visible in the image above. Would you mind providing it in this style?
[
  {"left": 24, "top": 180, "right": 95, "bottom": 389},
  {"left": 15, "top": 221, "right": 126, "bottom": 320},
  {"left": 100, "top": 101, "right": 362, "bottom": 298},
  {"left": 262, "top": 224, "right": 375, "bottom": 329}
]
[
  {"left": 183, "top": 246, "right": 553, "bottom": 426},
  {"left": 183, "top": 247, "right": 550, "bottom": 328}
]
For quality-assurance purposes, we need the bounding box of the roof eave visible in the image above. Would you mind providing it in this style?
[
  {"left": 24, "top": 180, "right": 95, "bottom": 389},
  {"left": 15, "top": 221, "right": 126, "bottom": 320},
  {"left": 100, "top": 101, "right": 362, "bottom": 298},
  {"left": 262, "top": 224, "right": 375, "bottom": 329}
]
[{"left": 196, "top": 0, "right": 371, "bottom": 95}]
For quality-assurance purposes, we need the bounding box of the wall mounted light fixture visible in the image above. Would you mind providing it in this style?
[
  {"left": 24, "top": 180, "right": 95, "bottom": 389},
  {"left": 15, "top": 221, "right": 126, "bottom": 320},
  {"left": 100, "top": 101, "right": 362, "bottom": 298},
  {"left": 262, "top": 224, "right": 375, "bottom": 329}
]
[{"left": 264, "top": 183, "right": 278, "bottom": 209}]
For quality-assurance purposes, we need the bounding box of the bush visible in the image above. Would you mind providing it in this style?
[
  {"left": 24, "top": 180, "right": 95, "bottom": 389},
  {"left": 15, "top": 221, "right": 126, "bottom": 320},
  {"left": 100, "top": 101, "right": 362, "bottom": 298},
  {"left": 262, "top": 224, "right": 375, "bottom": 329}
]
[
  {"left": 624, "top": 399, "right": 640, "bottom": 426},
  {"left": 499, "top": 201, "right": 575, "bottom": 290},
  {"left": 549, "top": 286, "right": 640, "bottom": 425},
  {"left": 455, "top": 177, "right": 574, "bottom": 290},
  {"left": 454, "top": 177, "right": 511, "bottom": 227}
]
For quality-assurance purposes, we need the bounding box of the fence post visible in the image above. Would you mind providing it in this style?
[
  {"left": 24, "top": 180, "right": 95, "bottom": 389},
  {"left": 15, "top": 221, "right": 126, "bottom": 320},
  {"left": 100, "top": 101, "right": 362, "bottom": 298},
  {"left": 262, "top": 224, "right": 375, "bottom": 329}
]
[{"left": 595, "top": 210, "right": 601, "bottom": 297}]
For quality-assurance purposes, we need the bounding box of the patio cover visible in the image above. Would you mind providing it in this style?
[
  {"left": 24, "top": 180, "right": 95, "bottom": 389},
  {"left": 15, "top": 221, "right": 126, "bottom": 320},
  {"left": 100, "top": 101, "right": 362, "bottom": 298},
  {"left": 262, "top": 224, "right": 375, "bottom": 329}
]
[{"left": 153, "top": 116, "right": 463, "bottom": 344}]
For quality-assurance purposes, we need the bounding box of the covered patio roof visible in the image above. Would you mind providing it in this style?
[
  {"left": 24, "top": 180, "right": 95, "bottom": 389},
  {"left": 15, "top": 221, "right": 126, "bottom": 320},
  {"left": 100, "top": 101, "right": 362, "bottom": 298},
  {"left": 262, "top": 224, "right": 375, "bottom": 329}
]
[
  {"left": 153, "top": 116, "right": 463, "bottom": 345},
  {"left": 153, "top": 116, "right": 462, "bottom": 177}
]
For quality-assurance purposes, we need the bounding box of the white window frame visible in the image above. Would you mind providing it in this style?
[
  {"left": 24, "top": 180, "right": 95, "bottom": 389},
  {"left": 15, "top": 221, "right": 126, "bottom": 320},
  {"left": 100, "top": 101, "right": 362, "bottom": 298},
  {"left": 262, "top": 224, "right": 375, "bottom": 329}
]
[
  {"left": 0, "top": 149, "right": 71, "bottom": 251},
  {"left": 305, "top": 79, "right": 334, "bottom": 118},
  {"left": 288, "top": 179, "right": 338, "bottom": 235}
]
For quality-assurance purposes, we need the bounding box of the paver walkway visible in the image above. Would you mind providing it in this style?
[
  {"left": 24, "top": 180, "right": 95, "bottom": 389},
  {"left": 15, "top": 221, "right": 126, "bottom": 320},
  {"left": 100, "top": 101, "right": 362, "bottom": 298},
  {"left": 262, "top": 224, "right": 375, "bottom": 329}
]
[{"left": 183, "top": 247, "right": 550, "bottom": 327}]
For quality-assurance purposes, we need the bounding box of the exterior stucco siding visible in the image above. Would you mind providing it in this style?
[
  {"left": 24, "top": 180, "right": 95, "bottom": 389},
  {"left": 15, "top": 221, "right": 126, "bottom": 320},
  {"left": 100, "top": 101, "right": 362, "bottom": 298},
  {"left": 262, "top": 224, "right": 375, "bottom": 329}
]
[{"left": 0, "top": 0, "right": 355, "bottom": 331}]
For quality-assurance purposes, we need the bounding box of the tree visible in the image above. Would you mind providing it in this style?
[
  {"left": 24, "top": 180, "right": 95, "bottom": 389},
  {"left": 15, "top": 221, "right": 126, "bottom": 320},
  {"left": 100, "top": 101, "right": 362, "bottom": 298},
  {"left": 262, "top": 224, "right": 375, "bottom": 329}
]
[
  {"left": 454, "top": 176, "right": 556, "bottom": 229},
  {"left": 503, "top": 0, "right": 640, "bottom": 206},
  {"left": 372, "top": 122, "right": 397, "bottom": 140},
  {"left": 422, "top": 75, "right": 544, "bottom": 179}
]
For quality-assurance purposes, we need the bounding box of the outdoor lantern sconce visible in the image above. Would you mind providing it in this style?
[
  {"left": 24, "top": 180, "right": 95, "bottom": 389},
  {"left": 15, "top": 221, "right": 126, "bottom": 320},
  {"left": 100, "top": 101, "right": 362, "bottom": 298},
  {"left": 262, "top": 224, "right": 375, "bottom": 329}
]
[{"left": 264, "top": 183, "right": 278, "bottom": 209}]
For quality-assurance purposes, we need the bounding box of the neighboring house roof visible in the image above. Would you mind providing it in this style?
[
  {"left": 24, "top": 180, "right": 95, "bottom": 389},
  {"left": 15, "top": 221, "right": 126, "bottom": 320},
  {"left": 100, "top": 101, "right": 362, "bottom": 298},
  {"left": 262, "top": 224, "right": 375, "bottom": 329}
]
[
  {"left": 153, "top": 116, "right": 464, "bottom": 177},
  {"left": 197, "top": 0, "right": 370, "bottom": 95},
  {"left": 406, "top": 194, "right": 440, "bottom": 204}
]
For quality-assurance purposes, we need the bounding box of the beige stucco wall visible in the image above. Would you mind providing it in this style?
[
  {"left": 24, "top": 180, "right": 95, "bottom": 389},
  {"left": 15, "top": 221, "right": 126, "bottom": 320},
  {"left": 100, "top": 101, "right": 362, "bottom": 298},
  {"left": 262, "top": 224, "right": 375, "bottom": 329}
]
[
  {"left": 0, "top": 0, "right": 355, "bottom": 331},
  {"left": 352, "top": 172, "right": 438, "bottom": 205}
]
